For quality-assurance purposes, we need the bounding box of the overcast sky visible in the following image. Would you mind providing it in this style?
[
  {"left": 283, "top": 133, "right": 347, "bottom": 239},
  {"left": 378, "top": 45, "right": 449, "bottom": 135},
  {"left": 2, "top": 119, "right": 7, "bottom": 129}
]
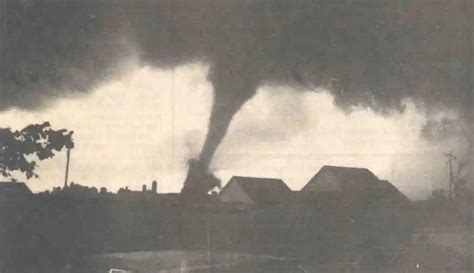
[
  {"left": 1, "top": 62, "right": 466, "bottom": 199},
  {"left": 1, "top": 0, "right": 471, "bottom": 199}
]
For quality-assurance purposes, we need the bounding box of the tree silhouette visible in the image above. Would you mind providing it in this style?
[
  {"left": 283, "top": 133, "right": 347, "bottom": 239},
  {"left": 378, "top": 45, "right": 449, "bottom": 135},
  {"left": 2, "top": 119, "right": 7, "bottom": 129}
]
[{"left": 0, "top": 122, "right": 74, "bottom": 180}]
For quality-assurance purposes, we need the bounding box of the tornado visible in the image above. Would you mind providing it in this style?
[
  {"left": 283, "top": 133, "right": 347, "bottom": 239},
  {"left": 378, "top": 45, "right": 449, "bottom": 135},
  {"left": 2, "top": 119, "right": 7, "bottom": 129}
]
[
  {"left": 181, "top": 60, "right": 259, "bottom": 197},
  {"left": 2, "top": 0, "right": 472, "bottom": 196}
]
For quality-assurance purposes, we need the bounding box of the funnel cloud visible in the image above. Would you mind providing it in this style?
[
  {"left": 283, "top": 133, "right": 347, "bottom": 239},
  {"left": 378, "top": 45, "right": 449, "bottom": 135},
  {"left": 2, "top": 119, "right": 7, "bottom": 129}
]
[{"left": 1, "top": 0, "right": 472, "bottom": 195}]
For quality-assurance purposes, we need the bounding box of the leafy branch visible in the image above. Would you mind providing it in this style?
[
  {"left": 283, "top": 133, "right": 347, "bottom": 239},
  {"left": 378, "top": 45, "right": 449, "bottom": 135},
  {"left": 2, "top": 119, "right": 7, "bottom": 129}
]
[{"left": 0, "top": 122, "right": 74, "bottom": 180}]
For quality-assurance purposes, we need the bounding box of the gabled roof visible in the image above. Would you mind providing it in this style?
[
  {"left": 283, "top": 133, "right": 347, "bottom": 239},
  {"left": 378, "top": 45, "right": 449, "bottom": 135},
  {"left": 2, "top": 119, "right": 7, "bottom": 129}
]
[
  {"left": 221, "top": 176, "right": 292, "bottom": 204},
  {"left": 301, "top": 166, "right": 412, "bottom": 207},
  {"left": 301, "top": 165, "right": 379, "bottom": 192},
  {"left": 0, "top": 182, "right": 33, "bottom": 195},
  {"left": 374, "top": 179, "right": 412, "bottom": 206}
]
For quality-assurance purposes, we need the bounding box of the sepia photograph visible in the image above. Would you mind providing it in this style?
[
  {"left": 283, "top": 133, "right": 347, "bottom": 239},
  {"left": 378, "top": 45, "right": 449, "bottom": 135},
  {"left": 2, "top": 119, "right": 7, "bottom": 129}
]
[{"left": 0, "top": 0, "right": 473, "bottom": 272}]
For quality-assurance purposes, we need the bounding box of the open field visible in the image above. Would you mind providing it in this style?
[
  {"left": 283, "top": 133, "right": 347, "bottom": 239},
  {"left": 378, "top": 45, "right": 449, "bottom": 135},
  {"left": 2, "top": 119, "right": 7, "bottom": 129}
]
[
  {"left": 76, "top": 250, "right": 298, "bottom": 273},
  {"left": 73, "top": 236, "right": 473, "bottom": 273}
]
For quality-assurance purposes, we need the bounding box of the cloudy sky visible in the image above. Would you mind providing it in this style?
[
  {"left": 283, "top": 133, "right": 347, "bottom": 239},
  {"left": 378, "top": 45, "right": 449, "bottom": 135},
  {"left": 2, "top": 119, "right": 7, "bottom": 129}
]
[
  {"left": 1, "top": 61, "right": 466, "bottom": 199},
  {"left": 1, "top": 0, "right": 471, "bottom": 199}
]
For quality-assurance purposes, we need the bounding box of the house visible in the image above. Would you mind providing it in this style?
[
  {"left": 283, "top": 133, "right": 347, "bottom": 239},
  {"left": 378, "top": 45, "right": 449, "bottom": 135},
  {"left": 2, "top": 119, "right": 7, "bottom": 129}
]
[
  {"left": 0, "top": 182, "right": 33, "bottom": 201},
  {"left": 218, "top": 176, "right": 292, "bottom": 206},
  {"left": 301, "top": 165, "right": 411, "bottom": 207},
  {"left": 302, "top": 165, "right": 381, "bottom": 193}
]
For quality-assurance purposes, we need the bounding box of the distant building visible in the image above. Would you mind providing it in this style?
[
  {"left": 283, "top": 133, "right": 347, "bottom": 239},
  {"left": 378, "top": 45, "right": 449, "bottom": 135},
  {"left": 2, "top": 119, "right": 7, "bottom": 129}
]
[
  {"left": 0, "top": 182, "right": 33, "bottom": 201},
  {"left": 117, "top": 181, "right": 159, "bottom": 199},
  {"left": 219, "top": 176, "right": 292, "bottom": 206},
  {"left": 301, "top": 165, "right": 411, "bottom": 207},
  {"left": 302, "top": 165, "right": 381, "bottom": 193}
]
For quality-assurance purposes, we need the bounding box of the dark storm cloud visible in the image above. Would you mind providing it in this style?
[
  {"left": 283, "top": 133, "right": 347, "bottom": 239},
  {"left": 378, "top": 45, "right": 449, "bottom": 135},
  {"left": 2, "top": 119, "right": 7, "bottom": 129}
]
[
  {"left": 2, "top": 0, "right": 472, "bottom": 193},
  {"left": 1, "top": 0, "right": 133, "bottom": 110},
  {"left": 3, "top": 0, "right": 471, "bottom": 113}
]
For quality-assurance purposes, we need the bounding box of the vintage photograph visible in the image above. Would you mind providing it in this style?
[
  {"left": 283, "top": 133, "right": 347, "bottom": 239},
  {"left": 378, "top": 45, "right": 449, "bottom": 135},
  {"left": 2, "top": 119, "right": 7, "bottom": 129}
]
[{"left": 0, "top": 0, "right": 473, "bottom": 272}]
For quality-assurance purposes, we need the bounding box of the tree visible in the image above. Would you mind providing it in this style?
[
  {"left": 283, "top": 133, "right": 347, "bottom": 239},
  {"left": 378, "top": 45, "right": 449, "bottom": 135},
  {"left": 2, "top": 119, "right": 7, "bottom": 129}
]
[{"left": 0, "top": 122, "right": 74, "bottom": 180}]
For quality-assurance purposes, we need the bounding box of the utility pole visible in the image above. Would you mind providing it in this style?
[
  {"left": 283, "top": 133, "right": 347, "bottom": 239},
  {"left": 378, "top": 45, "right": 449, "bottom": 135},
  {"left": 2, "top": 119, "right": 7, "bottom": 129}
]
[
  {"left": 462, "top": 0, "right": 473, "bottom": 269},
  {"left": 64, "top": 148, "right": 71, "bottom": 188},
  {"left": 207, "top": 212, "right": 212, "bottom": 273},
  {"left": 445, "top": 152, "right": 456, "bottom": 200}
]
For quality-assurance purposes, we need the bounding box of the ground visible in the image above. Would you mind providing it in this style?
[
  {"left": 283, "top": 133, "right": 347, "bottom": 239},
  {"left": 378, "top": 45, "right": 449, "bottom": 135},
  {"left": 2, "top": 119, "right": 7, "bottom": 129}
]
[
  {"left": 76, "top": 250, "right": 297, "bottom": 273},
  {"left": 73, "top": 226, "right": 474, "bottom": 273},
  {"left": 75, "top": 242, "right": 471, "bottom": 273}
]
